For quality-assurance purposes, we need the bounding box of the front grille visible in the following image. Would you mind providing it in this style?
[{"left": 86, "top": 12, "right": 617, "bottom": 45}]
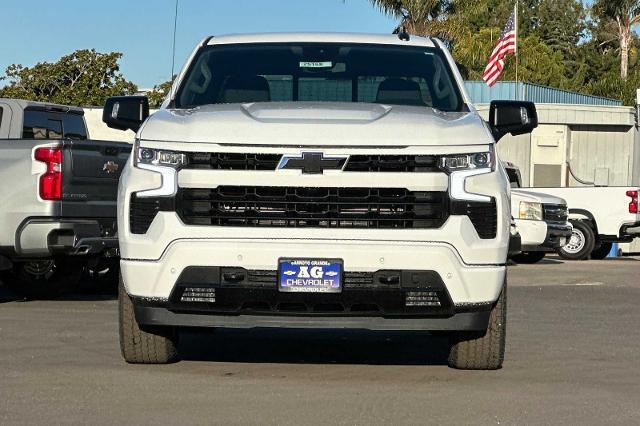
[
  {"left": 177, "top": 186, "right": 449, "bottom": 229},
  {"left": 182, "top": 153, "right": 441, "bottom": 173},
  {"left": 544, "top": 204, "right": 568, "bottom": 223},
  {"left": 186, "top": 153, "right": 281, "bottom": 170},
  {"left": 343, "top": 155, "right": 440, "bottom": 172}
]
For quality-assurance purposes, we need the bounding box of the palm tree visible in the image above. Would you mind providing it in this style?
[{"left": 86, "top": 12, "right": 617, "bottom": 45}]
[
  {"left": 593, "top": 0, "right": 640, "bottom": 80},
  {"left": 369, "top": 0, "right": 445, "bottom": 36},
  {"left": 368, "top": 0, "right": 482, "bottom": 42}
]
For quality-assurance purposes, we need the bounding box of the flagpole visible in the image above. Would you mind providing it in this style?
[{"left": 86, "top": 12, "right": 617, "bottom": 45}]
[{"left": 514, "top": 1, "right": 519, "bottom": 100}]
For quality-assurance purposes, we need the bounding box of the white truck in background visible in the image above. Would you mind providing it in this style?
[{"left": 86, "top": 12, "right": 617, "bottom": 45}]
[
  {"left": 0, "top": 98, "right": 131, "bottom": 298},
  {"left": 503, "top": 162, "right": 572, "bottom": 263},
  {"left": 503, "top": 163, "right": 639, "bottom": 260},
  {"left": 535, "top": 187, "right": 639, "bottom": 260},
  {"left": 510, "top": 189, "right": 572, "bottom": 263}
]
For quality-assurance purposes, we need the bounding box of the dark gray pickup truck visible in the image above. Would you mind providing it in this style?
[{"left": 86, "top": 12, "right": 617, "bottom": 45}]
[{"left": 0, "top": 98, "right": 131, "bottom": 298}]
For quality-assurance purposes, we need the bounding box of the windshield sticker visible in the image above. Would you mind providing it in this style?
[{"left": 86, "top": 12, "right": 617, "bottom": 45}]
[{"left": 299, "top": 61, "right": 333, "bottom": 68}]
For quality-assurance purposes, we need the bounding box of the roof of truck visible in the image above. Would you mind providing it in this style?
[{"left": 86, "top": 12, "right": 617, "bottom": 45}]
[
  {"left": 0, "top": 98, "right": 84, "bottom": 114},
  {"left": 205, "top": 32, "right": 438, "bottom": 48}
]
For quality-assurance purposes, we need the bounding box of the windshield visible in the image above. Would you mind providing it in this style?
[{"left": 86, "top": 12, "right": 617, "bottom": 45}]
[{"left": 175, "top": 43, "right": 464, "bottom": 111}]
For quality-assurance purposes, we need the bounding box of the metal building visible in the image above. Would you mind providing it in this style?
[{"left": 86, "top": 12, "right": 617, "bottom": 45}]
[{"left": 476, "top": 104, "right": 639, "bottom": 188}]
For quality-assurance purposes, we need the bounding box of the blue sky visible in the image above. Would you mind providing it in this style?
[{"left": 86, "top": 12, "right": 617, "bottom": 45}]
[{"left": 0, "top": 0, "right": 396, "bottom": 88}]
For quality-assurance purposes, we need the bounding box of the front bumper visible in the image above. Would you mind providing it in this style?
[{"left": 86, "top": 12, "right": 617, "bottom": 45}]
[
  {"left": 133, "top": 304, "right": 492, "bottom": 331},
  {"left": 508, "top": 231, "right": 522, "bottom": 257},
  {"left": 518, "top": 220, "right": 572, "bottom": 251},
  {"left": 130, "top": 264, "right": 494, "bottom": 331},
  {"left": 540, "top": 222, "right": 573, "bottom": 249},
  {"left": 121, "top": 238, "right": 506, "bottom": 306},
  {"left": 514, "top": 219, "right": 547, "bottom": 248},
  {"left": 16, "top": 218, "right": 118, "bottom": 257}
]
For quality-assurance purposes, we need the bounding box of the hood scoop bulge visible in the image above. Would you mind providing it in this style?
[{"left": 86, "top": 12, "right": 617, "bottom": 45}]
[{"left": 241, "top": 102, "right": 392, "bottom": 123}]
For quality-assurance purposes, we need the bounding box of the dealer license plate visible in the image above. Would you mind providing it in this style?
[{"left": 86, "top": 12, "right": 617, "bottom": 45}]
[{"left": 278, "top": 259, "right": 343, "bottom": 293}]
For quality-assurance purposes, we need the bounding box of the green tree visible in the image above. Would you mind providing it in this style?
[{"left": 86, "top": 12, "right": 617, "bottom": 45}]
[
  {"left": 465, "top": 0, "right": 538, "bottom": 36},
  {"left": 586, "top": 68, "right": 640, "bottom": 105},
  {"left": 592, "top": 0, "right": 640, "bottom": 80},
  {"left": 147, "top": 77, "right": 175, "bottom": 108},
  {"left": 453, "top": 29, "right": 568, "bottom": 87},
  {"left": 0, "top": 49, "right": 137, "bottom": 106},
  {"left": 368, "top": 0, "right": 486, "bottom": 43},
  {"left": 534, "top": 0, "right": 587, "bottom": 73}
]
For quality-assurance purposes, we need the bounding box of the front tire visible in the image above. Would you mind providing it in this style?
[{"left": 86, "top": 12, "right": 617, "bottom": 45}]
[
  {"left": 448, "top": 281, "right": 507, "bottom": 370},
  {"left": 119, "top": 275, "right": 179, "bottom": 364},
  {"left": 512, "top": 251, "right": 546, "bottom": 264},
  {"left": 556, "top": 220, "right": 595, "bottom": 261}
]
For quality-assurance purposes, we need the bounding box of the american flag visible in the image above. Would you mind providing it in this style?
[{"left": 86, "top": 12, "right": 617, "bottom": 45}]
[{"left": 483, "top": 12, "right": 517, "bottom": 87}]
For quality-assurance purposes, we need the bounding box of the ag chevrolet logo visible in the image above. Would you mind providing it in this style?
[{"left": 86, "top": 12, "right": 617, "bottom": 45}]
[{"left": 277, "top": 152, "right": 348, "bottom": 174}]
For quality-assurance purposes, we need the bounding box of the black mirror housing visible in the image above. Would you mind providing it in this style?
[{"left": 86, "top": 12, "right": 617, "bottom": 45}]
[
  {"left": 489, "top": 100, "right": 538, "bottom": 142},
  {"left": 102, "top": 96, "right": 150, "bottom": 132}
]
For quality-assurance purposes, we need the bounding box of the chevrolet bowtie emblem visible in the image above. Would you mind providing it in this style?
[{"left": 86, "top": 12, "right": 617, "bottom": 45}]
[
  {"left": 103, "top": 161, "right": 119, "bottom": 174},
  {"left": 277, "top": 152, "right": 348, "bottom": 174}
]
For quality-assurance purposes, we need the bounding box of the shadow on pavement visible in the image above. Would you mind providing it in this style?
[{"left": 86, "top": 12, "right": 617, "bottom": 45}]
[
  {"left": 537, "top": 258, "right": 565, "bottom": 265},
  {"left": 0, "top": 282, "right": 21, "bottom": 303},
  {"left": 602, "top": 256, "right": 640, "bottom": 262},
  {"left": 178, "top": 328, "right": 450, "bottom": 366},
  {"left": 0, "top": 279, "right": 117, "bottom": 303},
  {"left": 508, "top": 257, "right": 564, "bottom": 266}
]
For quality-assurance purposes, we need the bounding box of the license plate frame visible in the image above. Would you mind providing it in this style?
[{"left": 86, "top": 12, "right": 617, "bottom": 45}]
[{"left": 278, "top": 258, "right": 343, "bottom": 293}]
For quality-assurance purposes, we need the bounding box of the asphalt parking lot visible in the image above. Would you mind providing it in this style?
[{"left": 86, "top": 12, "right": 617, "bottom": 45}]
[{"left": 1, "top": 256, "right": 639, "bottom": 425}]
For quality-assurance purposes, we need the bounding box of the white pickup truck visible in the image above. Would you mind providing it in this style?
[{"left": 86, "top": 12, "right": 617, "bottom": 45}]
[
  {"left": 535, "top": 187, "right": 639, "bottom": 260},
  {"left": 102, "top": 33, "right": 540, "bottom": 370},
  {"left": 0, "top": 98, "right": 131, "bottom": 298},
  {"left": 503, "top": 162, "right": 572, "bottom": 263},
  {"left": 510, "top": 190, "right": 572, "bottom": 263},
  {"left": 502, "top": 162, "right": 639, "bottom": 260}
]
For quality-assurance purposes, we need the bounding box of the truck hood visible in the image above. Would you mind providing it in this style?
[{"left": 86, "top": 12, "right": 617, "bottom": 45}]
[
  {"left": 511, "top": 189, "right": 567, "bottom": 205},
  {"left": 139, "top": 102, "right": 492, "bottom": 147}
]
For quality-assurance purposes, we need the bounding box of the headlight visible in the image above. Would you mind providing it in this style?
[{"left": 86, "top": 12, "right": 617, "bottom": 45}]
[
  {"left": 134, "top": 143, "right": 187, "bottom": 169},
  {"left": 440, "top": 147, "right": 495, "bottom": 173},
  {"left": 519, "top": 201, "right": 543, "bottom": 220}
]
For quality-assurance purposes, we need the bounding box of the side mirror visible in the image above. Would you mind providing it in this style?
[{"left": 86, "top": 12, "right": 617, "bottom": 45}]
[
  {"left": 102, "top": 96, "right": 149, "bottom": 132},
  {"left": 489, "top": 100, "right": 538, "bottom": 142}
]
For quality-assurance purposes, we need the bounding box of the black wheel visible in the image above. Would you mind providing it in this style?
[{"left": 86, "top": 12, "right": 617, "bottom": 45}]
[
  {"left": 556, "top": 220, "right": 596, "bottom": 261},
  {"left": 119, "top": 275, "right": 179, "bottom": 364},
  {"left": 448, "top": 280, "right": 507, "bottom": 370},
  {"left": 511, "top": 251, "right": 546, "bottom": 264},
  {"left": 590, "top": 242, "right": 613, "bottom": 260},
  {"left": 0, "top": 259, "right": 83, "bottom": 300}
]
